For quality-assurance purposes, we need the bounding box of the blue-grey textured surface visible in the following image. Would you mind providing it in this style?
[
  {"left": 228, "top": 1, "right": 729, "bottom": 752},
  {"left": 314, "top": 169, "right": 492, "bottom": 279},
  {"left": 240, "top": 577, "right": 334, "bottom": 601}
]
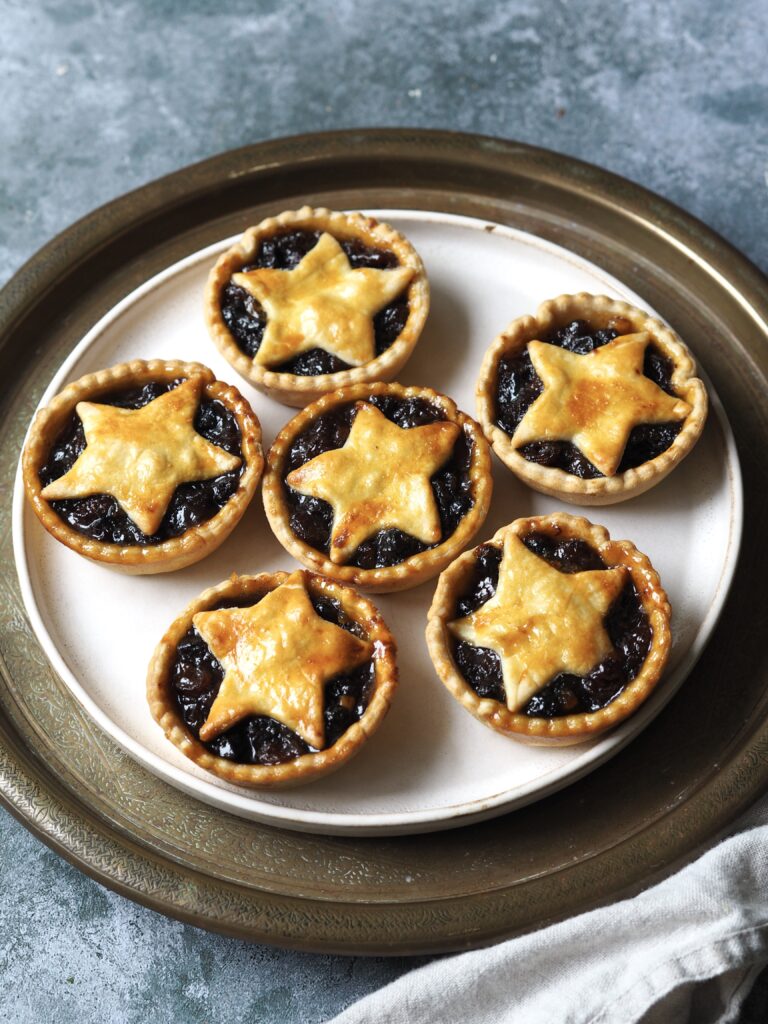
[{"left": 1, "top": 1, "right": 767, "bottom": 1021}]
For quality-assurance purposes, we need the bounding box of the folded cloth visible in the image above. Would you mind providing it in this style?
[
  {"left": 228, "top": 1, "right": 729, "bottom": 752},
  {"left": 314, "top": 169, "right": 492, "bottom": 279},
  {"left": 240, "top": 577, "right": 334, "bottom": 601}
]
[{"left": 330, "top": 795, "right": 768, "bottom": 1024}]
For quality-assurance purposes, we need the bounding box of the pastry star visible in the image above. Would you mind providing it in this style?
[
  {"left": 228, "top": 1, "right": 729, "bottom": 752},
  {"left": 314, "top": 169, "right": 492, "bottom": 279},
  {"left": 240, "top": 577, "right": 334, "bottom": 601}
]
[
  {"left": 232, "top": 232, "right": 414, "bottom": 368},
  {"left": 449, "top": 533, "right": 627, "bottom": 712},
  {"left": 512, "top": 334, "right": 691, "bottom": 476},
  {"left": 286, "top": 402, "right": 461, "bottom": 564},
  {"left": 41, "top": 379, "right": 241, "bottom": 536},
  {"left": 194, "top": 571, "right": 373, "bottom": 748}
]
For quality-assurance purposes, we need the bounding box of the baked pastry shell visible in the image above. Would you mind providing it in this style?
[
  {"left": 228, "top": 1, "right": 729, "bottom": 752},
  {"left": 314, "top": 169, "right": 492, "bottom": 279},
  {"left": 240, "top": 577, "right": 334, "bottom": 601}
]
[
  {"left": 146, "top": 570, "right": 398, "bottom": 788},
  {"left": 22, "top": 359, "right": 264, "bottom": 574},
  {"left": 475, "top": 293, "right": 709, "bottom": 505},
  {"left": 426, "top": 513, "right": 672, "bottom": 745},
  {"left": 205, "top": 206, "right": 430, "bottom": 407},
  {"left": 263, "top": 381, "right": 494, "bottom": 593}
]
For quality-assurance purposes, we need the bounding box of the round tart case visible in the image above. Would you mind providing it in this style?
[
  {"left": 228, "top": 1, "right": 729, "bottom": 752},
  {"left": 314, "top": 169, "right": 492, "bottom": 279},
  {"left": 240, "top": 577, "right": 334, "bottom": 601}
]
[
  {"left": 147, "top": 569, "right": 398, "bottom": 788},
  {"left": 205, "top": 206, "right": 430, "bottom": 406},
  {"left": 426, "top": 513, "right": 671, "bottom": 745},
  {"left": 262, "top": 381, "right": 494, "bottom": 593},
  {"left": 476, "top": 293, "right": 708, "bottom": 504},
  {"left": 22, "top": 359, "right": 264, "bottom": 574}
]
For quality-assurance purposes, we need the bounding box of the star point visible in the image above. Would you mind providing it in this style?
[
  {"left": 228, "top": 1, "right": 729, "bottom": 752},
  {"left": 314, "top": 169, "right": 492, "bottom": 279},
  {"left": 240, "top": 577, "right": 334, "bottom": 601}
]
[
  {"left": 286, "top": 402, "right": 460, "bottom": 564},
  {"left": 41, "top": 379, "right": 241, "bottom": 535},
  {"left": 194, "top": 571, "right": 373, "bottom": 748},
  {"left": 233, "top": 233, "right": 413, "bottom": 368},
  {"left": 449, "top": 533, "right": 627, "bottom": 711},
  {"left": 513, "top": 334, "right": 691, "bottom": 475}
]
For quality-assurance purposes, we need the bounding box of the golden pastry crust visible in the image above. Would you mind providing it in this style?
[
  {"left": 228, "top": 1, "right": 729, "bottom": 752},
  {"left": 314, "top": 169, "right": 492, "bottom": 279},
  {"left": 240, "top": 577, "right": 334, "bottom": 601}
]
[
  {"left": 476, "top": 293, "right": 708, "bottom": 504},
  {"left": 22, "top": 359, "right": 264, "bottom": 574},
  {"left": 146, "top": 570, "right": 398, "bottom": 788},
  {"left": 263, "top": 381, "right": 494, "bottom": 593},
  {"left": 426, "top": 513, "right": 672, "bottom": 745},
  {"left": 205, "top": 206, "right": 430, "bottom": 407}
]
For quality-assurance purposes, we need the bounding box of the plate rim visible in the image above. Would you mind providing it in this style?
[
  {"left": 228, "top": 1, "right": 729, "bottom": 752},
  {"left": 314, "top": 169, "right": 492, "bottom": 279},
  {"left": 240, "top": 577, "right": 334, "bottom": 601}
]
[
  {"left": 1, "top": 128, "right": 767, "bottom": 953},
  {"left": 10, "top": 208, "right": 744, "bottom": 836}
]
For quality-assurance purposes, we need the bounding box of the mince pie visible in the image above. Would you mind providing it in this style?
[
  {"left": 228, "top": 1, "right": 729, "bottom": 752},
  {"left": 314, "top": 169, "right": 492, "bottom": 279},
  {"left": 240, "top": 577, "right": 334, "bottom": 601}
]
[
  {"left": 205, "top": 206, "right": 430, "bottom": 406},
  {"left": 476, "top": 293, "right": 708, "bottom": 504},
  {"left": 426, "top": 513, "right": 671, "bottom": 744},
  {"left": 22, "top": 359, "right": 263, "bottom": 573},
  {"left": 146, "top": 569, "right": 398, "bottom": 787},
  {"left": 263, "top": 382, "right": 493, "bottom": 593}
]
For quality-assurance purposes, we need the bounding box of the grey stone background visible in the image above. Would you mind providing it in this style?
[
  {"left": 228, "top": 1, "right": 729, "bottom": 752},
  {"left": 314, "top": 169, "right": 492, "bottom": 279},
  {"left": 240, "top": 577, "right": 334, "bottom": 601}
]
[{"left": 1, "top": 1, "right": 767, "bottom": 1021}]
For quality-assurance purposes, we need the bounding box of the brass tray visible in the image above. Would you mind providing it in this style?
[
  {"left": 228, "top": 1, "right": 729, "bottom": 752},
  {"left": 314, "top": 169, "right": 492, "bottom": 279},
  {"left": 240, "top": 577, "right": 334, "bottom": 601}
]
[{"left": 1, "top": 129, "right": 766, "bottom": 954}]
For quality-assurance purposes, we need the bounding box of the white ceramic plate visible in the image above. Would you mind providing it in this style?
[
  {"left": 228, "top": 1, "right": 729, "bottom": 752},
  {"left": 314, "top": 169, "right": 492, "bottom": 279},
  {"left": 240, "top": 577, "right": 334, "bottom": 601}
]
[{"left": 12, "top": 210, "right": 742, "bottom": 836}]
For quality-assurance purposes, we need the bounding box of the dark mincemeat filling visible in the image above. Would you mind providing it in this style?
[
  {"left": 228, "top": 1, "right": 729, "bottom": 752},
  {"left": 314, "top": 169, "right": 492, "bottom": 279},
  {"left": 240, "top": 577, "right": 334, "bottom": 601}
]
[
  {"left": 39, "top": 379, "right": 243, "bottom": 546},
  {"left": 495, "top": 318, "right": 683, "bottom": 478},
  {"left": 220, "top": 229, "right": 411, "bottom": 376},
  {"left": 170, "top": 591, "right": 375, "bottom": 765},
  {"left": 452, "top": 532, "right": 653, "bottom": 717},
  {"left": 284, "top": 395, "right": 475, "bottom": 569}
]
